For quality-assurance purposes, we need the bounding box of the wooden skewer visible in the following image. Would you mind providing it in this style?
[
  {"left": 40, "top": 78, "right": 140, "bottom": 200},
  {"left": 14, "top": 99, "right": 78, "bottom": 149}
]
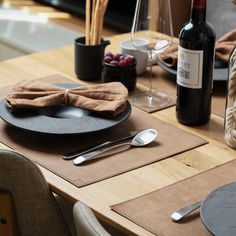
[
  {"left": 96, "top": 0, "right": 104, "bottom": 44},
  {"left": 87, "top": 0, "right": 109, "bottom": 45},
  {"left": 98, "top": 0, "right": 109, "bottom": 44},
  {"left": 92, "top": 0, "right": 100, "bottom": 45},
  {"left": 97, "top": 0, "right": 103, "bottom": 44},
  {"left": 85, "top": 0, "right": 91, "bottom": 45},
  {"left": 90, "top": 0, "right": 96, "bottom": 44}
]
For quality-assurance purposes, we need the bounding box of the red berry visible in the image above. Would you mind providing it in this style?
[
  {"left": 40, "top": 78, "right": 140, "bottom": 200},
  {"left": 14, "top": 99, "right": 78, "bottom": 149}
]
[
  {"left": 110, "top": 60, "right": 119, "bottom": 65},
  {"left": 113, "top": 53, "right": 120, "bottom": 61},
  {"left": 119, "top": 55, "right": 126, "bottom": 60},
  {"left": 105, "top": 52, "right": 113, "bottom": 57},
  {"left": 104, "top": 56, "right": 113, "bottom": 63},
  {"left": 119, "top": 60, "right": 127, "bottom": 67},
  {"left": 124, "top": 56, "right": 133, "bottom": 65}
]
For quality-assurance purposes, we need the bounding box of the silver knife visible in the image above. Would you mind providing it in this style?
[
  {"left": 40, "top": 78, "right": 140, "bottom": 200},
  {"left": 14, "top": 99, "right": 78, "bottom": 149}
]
[
  {"left": 171, "top": 201, "right": 202, "bottom": 222},
  {"left": 63, "top": 130, "right": 141, "bottom": 160}
]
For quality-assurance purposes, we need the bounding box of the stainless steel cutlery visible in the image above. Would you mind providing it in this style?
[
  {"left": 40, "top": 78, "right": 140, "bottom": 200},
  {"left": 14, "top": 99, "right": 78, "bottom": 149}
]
[
  {"left": 73, "top": 129, "right": 158, "bottom": 165},
  {"left": 63, "top": 130, "right": 142, "bottom": 160},
  {"left": 171, "top": 201, "right": 201, "bottom": 222}
]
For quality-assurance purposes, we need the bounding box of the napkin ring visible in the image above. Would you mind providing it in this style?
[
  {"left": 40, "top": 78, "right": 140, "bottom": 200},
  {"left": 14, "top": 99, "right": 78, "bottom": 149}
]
[{"left": 64, "top": 89, "right": 69, "bottom": 104}]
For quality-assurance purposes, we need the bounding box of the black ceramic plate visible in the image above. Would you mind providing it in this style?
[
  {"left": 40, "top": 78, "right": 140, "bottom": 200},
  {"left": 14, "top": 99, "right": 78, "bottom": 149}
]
[
  {"left": 200, "top": 182, "right": 236, "bottom": 236},
  {"left": 0, "top": 83, "right": 131, "bottom": 135},
  {"left": 157, "top": 58, "right": 228, "bottom": 81}
]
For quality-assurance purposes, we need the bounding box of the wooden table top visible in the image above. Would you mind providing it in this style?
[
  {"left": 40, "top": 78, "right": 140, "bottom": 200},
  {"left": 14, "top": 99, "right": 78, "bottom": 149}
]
[{"left": 0, "top": 32, "right": 235, "bottom": 236}]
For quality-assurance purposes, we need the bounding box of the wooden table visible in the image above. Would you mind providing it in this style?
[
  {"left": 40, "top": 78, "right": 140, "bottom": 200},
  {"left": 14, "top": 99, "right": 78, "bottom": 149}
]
[{"left": 0, "top": 32, "right": 235, "bottom": 236}]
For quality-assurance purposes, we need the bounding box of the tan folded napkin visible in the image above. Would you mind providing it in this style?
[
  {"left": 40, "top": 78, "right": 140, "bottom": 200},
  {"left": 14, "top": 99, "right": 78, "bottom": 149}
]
[
  {"left": 5, "top": 80, "right": 128, "bottom": 116},
  {"left": 215, "top": 29, "right": 236, "bottom": 63},
  {"left": 160, "top": 29, "right": 236, "bottom": 68}
]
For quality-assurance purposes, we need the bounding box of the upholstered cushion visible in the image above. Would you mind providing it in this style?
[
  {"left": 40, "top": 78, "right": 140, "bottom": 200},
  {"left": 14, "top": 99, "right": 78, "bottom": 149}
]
[
  {"left": 0, "top": 149, "right": 71, "bottom": 236},
  {"left": 73, "top": 201, "right": 111, "bottom": 236}
]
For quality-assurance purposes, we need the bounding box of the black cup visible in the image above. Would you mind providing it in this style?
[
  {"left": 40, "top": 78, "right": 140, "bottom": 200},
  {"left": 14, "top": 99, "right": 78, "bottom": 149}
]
[
  {"left": 102, "top": 58, "right": 137, "bottom": 92},
  {"left": 74, "top": 37, "right": 110, "bottom": 81}
]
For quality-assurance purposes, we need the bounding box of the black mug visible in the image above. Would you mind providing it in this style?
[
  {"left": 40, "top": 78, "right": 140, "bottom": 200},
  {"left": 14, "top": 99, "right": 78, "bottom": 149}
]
[{"left": 74, "top": 37, "right": 110, "bottom": 81}]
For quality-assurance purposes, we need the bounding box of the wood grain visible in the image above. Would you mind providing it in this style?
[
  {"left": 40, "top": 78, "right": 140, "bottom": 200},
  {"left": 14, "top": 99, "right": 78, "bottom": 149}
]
[
  {"left": 0, "top": 3, "right": 233, "bottom": 235},
  {"left": 0, "top": 191, "right": 18, "bottom": 236}
]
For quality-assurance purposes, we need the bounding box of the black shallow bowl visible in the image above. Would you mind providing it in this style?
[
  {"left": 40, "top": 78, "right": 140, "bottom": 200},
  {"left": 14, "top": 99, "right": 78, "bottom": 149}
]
[{"left": 200, "top": 181, "right": 236, "bottom": 236}]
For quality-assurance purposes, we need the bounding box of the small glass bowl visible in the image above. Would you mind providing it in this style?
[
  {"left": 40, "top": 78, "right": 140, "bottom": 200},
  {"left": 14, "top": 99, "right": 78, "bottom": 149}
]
[{"left": 102, "top": 57, "right": 137, "bottom": 92}]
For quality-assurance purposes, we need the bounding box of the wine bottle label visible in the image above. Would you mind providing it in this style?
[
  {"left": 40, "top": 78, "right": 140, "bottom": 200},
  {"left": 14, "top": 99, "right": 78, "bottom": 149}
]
[{"left": 177, "top": 46, "right": 203, "bottom": 89}]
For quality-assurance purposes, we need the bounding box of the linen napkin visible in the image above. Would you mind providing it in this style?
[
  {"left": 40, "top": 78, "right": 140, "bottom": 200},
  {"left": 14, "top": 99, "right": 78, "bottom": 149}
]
[
  {"left": 159, "top": 29, "right": 236, "bottom": 68},
  {"left": 5, "top": 80, "right": 128, "bottom": 116}
]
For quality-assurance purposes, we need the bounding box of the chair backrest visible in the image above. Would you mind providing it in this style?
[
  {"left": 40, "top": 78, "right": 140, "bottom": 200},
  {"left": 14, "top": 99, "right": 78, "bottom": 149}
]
[
  {"left": 0, "top": 149, "right": 71, "bottom": 236},
  {"left": 73, "top": 201, "right": 111, "bottom": 236},
  {"left": 207, "top": 0, "right": 236, "bottom": 39}
]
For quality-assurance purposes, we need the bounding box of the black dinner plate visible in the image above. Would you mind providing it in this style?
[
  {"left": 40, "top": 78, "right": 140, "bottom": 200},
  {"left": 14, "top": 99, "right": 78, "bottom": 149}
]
[
  {"left": 0, "top": 83, "right": 131, "bottom": 135},
  {"left": 200, "top": 181, "right": 236, "bottom": 236},
  {"left": 157, "top": 58, "right": 228, "bottom": 81}
]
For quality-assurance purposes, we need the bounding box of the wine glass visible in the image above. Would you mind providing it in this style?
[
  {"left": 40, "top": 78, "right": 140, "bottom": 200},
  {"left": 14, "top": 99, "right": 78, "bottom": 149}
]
[{"left": 130, "top": 0, "right": 173, "bottom": 111}]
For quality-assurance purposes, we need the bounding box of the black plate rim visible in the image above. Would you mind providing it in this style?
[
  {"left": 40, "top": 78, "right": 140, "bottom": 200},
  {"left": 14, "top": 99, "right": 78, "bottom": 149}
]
[
  {"left": 200, "top": 181, "right": 236, "bottom": 235},
  {"left": 0, "top": 83, "right": 132, "bottom": 135}
]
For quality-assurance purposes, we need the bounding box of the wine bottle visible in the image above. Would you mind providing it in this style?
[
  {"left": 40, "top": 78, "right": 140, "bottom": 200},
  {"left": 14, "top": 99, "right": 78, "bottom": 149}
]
[{"left": 176, "top": 0, "right": 216, "bottom": 126}]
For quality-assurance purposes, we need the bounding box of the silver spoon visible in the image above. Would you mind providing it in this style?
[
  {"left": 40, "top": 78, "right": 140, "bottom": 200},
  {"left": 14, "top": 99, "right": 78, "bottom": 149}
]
[{"left": 73, "top": 128, "right": 158, "bottom": 165}]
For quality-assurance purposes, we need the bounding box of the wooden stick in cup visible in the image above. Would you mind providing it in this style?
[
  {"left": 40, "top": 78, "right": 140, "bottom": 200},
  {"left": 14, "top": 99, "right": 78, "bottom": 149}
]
[
  {"left": 98, "top": 0, "right": 109, "bottom": 44},
  {"left": 96, "top": 0, "right": 103, "bottom": 44},
  {"left": 90, "top": 0, "right": 96, "bottom": 44},
  {"left": 91, "top": 0, "right": 97, "bottom": 44},
  {"left": 89, "top": 0, "right": 109, "bottom": 45},
  {"left": 92, "top": 0, "right": 101, "bottom": 45},
  {"left": 85, "top": 0, "right": 91, "bottom": 45}
]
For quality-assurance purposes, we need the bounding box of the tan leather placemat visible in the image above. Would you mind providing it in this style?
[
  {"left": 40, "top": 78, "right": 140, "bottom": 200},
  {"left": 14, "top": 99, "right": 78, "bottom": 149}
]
[
  {"left": 0, "top": 75, "right": 207, "bottom": 187},
  {"left": 137, "top": 66, "right": 227, "bottom": 117},
  {"left": 111, "top": 159, "right": 236, "bottom": 236}
]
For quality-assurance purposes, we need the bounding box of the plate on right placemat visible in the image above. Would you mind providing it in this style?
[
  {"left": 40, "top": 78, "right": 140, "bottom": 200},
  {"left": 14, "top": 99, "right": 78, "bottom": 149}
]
[
  {"left": 157, "top": 58, "right": 228, "bottom": 81},
  {"left": 200, "top": 181, "right": 236, "bottom": 236}
]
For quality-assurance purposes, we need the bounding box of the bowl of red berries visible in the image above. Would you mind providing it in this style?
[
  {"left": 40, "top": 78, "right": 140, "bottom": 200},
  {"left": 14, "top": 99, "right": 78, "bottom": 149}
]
[{"left": 102, "top": 52, "right": 137, "bottom": 92}]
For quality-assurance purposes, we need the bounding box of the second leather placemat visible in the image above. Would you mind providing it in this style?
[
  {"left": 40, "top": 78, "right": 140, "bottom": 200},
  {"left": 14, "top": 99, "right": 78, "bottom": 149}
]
[{"left": 111, "top": 159, "right": 236, "bottom": 236}]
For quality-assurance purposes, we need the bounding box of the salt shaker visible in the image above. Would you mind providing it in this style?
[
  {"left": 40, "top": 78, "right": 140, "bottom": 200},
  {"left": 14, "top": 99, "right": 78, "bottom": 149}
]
[{"left": 224, "top": 46, "right": 236, "bottom": 148}]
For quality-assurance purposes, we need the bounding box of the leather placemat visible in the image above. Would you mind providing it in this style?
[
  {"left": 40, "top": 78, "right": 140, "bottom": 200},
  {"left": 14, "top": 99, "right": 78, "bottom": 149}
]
[
  {"left": 137, "top": 65, "right": 227, "bottom": 117},
  {"left": 0, "top": 75, "right": 207, "bottom": 187},
  {"left": 111, "top": 159, "right": 236, "bottom": 236}
]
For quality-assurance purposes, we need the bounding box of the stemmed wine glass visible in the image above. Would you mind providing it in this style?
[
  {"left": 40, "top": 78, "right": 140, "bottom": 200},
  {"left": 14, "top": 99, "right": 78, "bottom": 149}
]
[{"left": 130, "top": 0, "right": 173, "bottom": 111}]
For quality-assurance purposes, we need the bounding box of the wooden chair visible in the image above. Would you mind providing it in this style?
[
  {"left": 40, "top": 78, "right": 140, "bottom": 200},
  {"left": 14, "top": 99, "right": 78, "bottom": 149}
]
[{"left": 0, "top": 149, "right": 110, "bottom": 236}]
